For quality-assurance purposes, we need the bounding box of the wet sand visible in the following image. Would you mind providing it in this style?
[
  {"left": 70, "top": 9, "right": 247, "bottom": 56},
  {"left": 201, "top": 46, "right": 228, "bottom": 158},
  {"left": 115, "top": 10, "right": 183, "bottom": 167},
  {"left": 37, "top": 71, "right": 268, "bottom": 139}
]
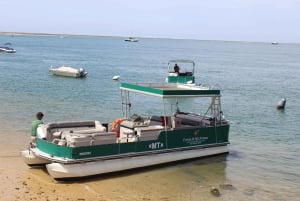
[
  {"left": 1, "top": 147, "right": 162, "bottom": 201},
  {"left": 0, "top": 150, "right": 210, "bottom": 201},
  {"left": 0, "top": 131, "right": 103, "bottom": 201}
]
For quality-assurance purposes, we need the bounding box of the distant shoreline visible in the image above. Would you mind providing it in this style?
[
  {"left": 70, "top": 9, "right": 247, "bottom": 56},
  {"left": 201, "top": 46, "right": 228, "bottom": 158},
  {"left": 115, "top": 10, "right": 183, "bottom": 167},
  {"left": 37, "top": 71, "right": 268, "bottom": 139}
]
[
  {"left": 1, "top": 31, "right": 297, "bottom": 44},
  {"left": 0, "top": 31, "right": 121, "bottom": 38},
  {"left": 0, "top": 32, "right": 255, "bottom": 43},
  {"left": 0, "top": 31, "right": 193, "bottom": 41}
]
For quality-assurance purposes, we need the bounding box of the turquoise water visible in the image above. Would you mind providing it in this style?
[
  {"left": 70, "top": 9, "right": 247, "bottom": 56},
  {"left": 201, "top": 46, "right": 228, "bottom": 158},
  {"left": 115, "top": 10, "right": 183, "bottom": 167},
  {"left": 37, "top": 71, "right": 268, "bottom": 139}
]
[{"left": 1, "top": 35, "right": 300, "bottom": 200}]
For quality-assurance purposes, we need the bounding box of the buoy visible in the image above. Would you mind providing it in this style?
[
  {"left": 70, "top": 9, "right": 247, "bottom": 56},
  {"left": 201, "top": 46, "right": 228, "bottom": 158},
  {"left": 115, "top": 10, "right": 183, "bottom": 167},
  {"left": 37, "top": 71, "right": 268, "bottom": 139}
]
[
  {"left": 112, "top": 75, "right": 120, "bottom": 80},
  {"left": 277, "top": 98, "right": 286, "bottom": 110}
]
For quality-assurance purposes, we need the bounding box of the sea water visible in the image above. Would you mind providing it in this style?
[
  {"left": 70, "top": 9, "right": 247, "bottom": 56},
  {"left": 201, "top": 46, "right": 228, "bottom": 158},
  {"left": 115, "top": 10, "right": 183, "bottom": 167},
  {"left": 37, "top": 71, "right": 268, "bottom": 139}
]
[{"left": 0, "top": 34, "right": 299, "bottom": 200}]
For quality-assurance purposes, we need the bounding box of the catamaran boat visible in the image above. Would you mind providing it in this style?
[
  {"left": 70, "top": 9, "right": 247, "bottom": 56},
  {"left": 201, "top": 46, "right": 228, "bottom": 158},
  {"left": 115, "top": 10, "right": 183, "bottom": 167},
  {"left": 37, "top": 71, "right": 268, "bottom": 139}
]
[
  {"left": 49, "top": 66, "right": 88, "bottom": 78},
  {"left": 166, "top": 59, "right": 195, "bottom": 84},
  {"left": 21, "top": 82, "right": 230, "bottom": 179}
]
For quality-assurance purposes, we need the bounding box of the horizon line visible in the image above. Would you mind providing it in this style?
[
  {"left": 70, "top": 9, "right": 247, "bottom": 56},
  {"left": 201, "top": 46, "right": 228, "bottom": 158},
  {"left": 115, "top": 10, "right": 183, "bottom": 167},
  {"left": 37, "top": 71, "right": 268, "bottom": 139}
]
[{"left": 0, "top": 31, "right": 296, "bottom": 44}]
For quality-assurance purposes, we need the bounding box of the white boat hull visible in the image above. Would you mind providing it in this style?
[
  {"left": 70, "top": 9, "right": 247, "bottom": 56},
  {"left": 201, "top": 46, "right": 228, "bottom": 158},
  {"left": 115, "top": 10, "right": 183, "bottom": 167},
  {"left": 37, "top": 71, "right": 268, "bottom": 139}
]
[
  {"left": 51, "top": 70, "right": 79, "bottom": 77},
  {"left": 112, "top": 75, "right": 120, "bottom": 80},
  {"left": 49, "top": 66, "right": 87, "bottom": 78},
  {"left": 46, "top": 145, "right": 228, "bottom": 179},
  {"left": 21, "top": 150, "right": 51, "bottom": 166}
]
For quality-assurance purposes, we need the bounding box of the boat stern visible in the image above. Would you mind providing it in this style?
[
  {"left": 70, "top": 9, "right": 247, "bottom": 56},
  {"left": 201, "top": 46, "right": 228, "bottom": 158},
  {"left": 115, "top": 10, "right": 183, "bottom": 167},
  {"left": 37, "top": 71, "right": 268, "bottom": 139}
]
[{"left": 20, "top": 149, "right": 51, "bottom": 166}]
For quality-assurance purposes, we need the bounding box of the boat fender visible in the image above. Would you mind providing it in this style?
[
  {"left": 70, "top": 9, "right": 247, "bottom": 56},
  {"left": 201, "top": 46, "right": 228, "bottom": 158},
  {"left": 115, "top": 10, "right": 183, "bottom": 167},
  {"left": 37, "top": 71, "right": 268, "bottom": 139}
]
[{"left": 111, "top": 118, "right": 125, "bottom": 137}]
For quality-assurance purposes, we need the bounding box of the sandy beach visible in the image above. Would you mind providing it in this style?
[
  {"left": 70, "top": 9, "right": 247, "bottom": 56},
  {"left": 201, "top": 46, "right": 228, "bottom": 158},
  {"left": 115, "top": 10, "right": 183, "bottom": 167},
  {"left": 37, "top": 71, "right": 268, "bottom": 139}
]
[
  {"left": 0, "top": 142, "right": 71, "bottom": 200},
  {"left": 0, "top": 130, "right": 112, "bottom": 201},
  {"left": 1, "top": 146, "right": 158, "bottom": 201}
]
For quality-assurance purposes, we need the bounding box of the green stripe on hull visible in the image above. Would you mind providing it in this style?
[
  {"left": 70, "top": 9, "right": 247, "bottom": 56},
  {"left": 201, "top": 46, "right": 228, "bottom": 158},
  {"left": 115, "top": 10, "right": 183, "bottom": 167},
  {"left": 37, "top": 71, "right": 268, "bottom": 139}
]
[
  {"left": 163, "top": 125, "right": 229, "bottom": 148},
  {"left": 167, "top": 76, "right": 195, "bottom": 84}
]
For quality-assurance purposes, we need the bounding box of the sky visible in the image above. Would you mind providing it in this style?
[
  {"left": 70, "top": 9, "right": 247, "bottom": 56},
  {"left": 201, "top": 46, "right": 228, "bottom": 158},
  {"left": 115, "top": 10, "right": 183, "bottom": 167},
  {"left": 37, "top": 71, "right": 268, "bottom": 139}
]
[{"left": 1, "top": 0, "right": 300, "bottom": 43}]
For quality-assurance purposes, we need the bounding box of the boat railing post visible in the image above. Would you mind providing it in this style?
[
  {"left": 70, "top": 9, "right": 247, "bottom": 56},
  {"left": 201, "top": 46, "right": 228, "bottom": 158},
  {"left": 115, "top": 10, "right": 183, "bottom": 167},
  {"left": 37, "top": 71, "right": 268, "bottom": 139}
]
[
  {"left": 162, "top": 98, "right": 168, "bottom": 149},
  {"left": 220, "top": 111, "right": 223, "bottom": 125},
  {"left": 120, "top": 90, "right": 132, "bottom": 118}
]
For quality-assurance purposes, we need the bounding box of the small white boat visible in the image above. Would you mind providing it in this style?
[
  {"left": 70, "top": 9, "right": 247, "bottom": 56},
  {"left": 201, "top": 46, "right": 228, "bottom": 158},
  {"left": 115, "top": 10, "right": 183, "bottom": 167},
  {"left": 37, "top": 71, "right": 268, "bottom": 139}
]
[
  {"left": 49, "top": 66, "right": 88, "bottom": 78},
  {"left": 166, "top": 59, "right": 195, "bottom": 84},
  {"left": 125, "top": 37, "right": 139, "bottom": 42},
  {"left": 0, "top": 43, "right": 16, "bottom": 53},
  {"left": 112, "top": 75, "right": 120, "bottom": 80}
]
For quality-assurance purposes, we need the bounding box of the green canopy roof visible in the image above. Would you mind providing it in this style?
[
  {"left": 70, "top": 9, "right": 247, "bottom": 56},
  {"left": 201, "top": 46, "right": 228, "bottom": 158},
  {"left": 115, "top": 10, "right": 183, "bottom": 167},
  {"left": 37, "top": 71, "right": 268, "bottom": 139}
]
[{"left": 120, "top": 83, "right": 220, "bottom": 98}]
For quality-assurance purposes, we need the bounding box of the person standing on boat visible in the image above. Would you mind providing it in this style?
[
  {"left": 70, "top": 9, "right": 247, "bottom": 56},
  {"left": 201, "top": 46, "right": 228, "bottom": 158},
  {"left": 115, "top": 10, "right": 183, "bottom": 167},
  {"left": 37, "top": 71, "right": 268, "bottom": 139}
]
[
  {"left": 174, "top": 64, "right": 180, "bottom": 74},
  {"left": 31, "top": 112, "right": 44, "bottom": 142}
]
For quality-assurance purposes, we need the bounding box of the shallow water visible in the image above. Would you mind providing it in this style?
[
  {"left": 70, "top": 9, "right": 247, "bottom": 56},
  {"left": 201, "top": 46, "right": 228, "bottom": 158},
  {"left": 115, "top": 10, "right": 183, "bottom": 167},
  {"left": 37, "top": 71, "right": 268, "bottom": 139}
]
[{"left": 0, "top": 34, "right": 300, "bottom": 200}]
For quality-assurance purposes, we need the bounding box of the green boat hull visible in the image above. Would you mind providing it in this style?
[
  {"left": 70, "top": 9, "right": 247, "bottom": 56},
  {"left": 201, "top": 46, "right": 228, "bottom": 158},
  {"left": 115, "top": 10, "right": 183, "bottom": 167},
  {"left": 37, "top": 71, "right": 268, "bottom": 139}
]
[
  {"left": 167, "top": 75, "right": 195, "bottom": 84},
  {"left": 36, "top": 124, "right": 229, "bottom": 162}
]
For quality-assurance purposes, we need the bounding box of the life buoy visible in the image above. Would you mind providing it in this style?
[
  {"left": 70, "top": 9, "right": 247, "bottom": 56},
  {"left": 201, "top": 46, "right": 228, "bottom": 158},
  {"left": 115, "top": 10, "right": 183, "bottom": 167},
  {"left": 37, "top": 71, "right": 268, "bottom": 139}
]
[{"left": 111, "top": 118, "right": 125, "bottom": 137}]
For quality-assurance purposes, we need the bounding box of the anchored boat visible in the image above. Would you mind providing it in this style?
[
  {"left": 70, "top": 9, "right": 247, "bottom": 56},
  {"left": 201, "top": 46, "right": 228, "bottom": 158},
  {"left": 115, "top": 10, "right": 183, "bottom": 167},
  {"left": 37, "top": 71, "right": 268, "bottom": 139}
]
[
  {"left": 166, "top": 59, "right": 195, "bottom": 84},
  {"left": 21, "top": 82, "right": 230, "bottom": 179},
  {"left": 124, "top": 37, "right": 139, "bottom": 42},
  {"left": 0, "top": 43, "right": 16, "bottom": 53},
  {"left": 49, "top": 66, "right": 88, "bottom": 78}
]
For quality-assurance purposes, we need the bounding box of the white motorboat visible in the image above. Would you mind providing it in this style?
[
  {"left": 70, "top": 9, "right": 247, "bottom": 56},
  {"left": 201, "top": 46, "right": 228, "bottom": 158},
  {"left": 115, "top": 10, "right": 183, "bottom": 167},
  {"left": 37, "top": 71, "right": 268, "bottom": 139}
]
[
  {"left": 49, "top": 66, "right": 88, "bottom": 78},
  {"left": 112, "top": 75, "right": 120, "bottom": 80},
  {"left": 166, "top": 59, "right": 195, "bottom": 84},
  {"left": 125, "top": 37, "right": 139, "bottom": 42},
  {"left": 0, "top": 43, "right": 16, "bottom": 53}
]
